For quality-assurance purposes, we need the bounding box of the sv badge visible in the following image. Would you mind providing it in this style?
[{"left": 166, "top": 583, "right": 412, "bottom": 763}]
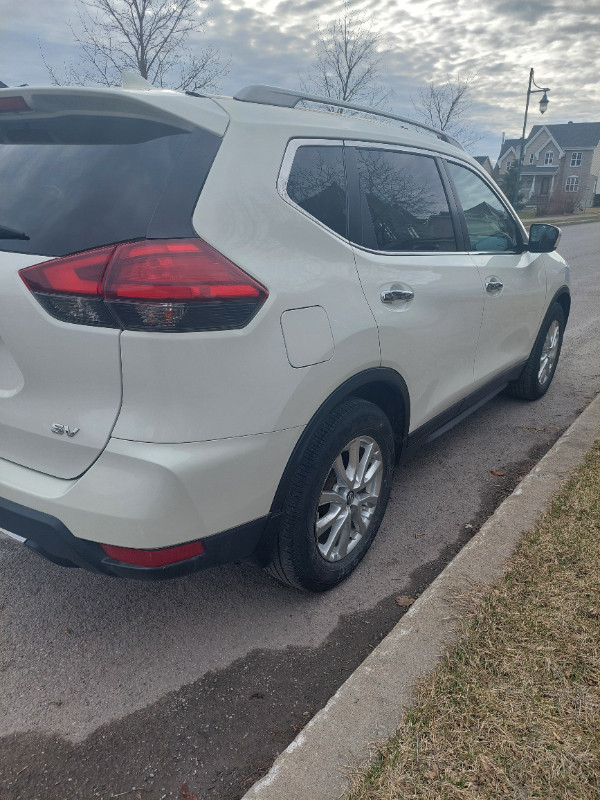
[{"left": 51, "top": 423, "right": 80, "bottom": 438}]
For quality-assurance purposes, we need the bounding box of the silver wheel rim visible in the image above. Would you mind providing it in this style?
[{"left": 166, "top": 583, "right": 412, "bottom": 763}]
[
  {"left": 538, "top": 320, "right": 560, "bottom": 386},
  {"left": 315, "top": 435, "right": 383, "bottom": 563}
]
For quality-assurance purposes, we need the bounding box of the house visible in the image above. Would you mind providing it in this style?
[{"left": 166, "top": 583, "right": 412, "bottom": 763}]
[
  {"left": 496, "top": 122, "right": 600, "bottom": 213},
  {"left": 473, "top": 155, "right": 493, "bottom": 176}
]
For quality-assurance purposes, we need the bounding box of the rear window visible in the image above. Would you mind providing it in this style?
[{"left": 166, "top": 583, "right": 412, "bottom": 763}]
[
  {"left": 0, "top": 114, "right": 220, "bottom": 256},
  {"left": 286, "top": 145, "right": 347, "bottom": 238}
]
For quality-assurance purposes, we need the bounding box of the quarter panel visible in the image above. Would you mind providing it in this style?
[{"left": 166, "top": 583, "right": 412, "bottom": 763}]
[{"left": 112, "top": 122, "right": 381, "bottom": 443}]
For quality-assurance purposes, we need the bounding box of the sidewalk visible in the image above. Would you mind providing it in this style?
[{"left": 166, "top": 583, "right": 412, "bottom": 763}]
[{"left": 242, "top": 392, "right": 600, "bottom": 800}]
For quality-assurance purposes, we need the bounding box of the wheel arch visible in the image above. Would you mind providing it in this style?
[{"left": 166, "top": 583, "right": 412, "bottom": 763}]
[
  {"left": 270, "top": 368, "right": 409, "bottom": 517},
  {"left": 551, "top": 286, "right": 571, "bottom": 323}
]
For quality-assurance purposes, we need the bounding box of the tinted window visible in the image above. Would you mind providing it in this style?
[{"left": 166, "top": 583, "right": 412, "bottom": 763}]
[
  {"left": 446, "top": 162, "right": 519, "bottom": 252},
  {"left": 355, "top": 149, "right": 456, "bottom": 252},
  {"left": 286, "top": 146, "right": 347, "bottom": 238},
  {"left": 0, "top": 115, "right": 217, "bottom": 256}
]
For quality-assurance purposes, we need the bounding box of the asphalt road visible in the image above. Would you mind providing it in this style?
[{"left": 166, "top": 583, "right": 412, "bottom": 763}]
[{"left": 1, "top": 222, "right": 599, "bottom": 800}]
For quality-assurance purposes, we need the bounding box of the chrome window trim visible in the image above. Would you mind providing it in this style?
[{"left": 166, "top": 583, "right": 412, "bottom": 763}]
[{"left": 278, "top": 138, "right": 524, "bottom": 257}]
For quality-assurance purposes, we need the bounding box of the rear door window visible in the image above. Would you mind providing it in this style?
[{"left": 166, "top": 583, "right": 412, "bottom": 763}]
[
  {"left": 0, "top": 113, "right": 220, "bottom": 256},
  {"left": 354, "top": 148, "right": 457, "bottom": 252}
]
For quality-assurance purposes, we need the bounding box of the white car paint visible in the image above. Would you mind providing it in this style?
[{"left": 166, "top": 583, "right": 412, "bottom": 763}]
[{"left": 0, "top": 83, "right": 570, "bottom": 573}]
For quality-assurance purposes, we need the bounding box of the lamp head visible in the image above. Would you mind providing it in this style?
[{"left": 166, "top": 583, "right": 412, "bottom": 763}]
[{"left": 539, "top": 91, "right": 549, "bottom": 114}]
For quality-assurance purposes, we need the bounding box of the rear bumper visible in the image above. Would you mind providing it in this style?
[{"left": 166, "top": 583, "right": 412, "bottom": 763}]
[
  {"left": 0, "top": 427, "right": 301, "bottom": 578},
  {"left": 0, "top": 494, "right": 275, "bottom": 578}
]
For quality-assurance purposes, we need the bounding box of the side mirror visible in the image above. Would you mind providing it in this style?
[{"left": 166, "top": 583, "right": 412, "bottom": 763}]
[{"left": 528, "top": 223, "right": 561, "bottom": 253}]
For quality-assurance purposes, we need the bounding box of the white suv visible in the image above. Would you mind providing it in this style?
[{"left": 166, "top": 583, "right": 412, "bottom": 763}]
[{"left": 0, "top": 81, "right": 570, "bottom": 590}]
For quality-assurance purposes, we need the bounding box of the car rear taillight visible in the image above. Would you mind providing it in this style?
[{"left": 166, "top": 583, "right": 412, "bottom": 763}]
[{"left": 19, "top": 239, "right": 268, "bottom": 332}]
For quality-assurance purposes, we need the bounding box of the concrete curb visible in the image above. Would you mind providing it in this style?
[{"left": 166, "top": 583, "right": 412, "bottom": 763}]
[{"left": 242, "top": 393, "right": 600, "bottom": 800}]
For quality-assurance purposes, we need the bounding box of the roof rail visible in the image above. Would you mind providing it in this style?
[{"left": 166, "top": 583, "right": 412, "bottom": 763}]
[{"left": 233, "top": 85, "right": 464, "bottom": 150}]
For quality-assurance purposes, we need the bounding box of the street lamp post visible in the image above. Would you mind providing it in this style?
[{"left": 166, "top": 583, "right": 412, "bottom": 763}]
[{"left": 513, "top": 68, "right": 550, "bottom": 207}]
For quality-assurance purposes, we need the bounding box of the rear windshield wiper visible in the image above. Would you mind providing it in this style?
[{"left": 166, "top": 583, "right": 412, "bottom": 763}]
[{"left": 0, "top": 223, "right": 29, "bottom": 240}]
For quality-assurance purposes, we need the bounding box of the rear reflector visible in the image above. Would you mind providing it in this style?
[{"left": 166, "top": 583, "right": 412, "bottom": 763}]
[
  {"left": 100, "top": 539, "right": 205, "bottom": 567},
  {"left": 19, "top": 239, "right": 268, "bottom": 332}
]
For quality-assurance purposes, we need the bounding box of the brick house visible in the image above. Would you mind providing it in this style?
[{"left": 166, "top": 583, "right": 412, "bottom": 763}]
[{"left": 496, "top": 121, "right": 600, "bottom": 213}]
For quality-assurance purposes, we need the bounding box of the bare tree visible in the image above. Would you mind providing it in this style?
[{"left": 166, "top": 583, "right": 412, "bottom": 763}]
[
  {"left": 301, "top": 2, "right": 391, "bottom": 110},
  {"left": 42, "top": 0, "right": 227, "bottom": 92},
  {"left": 412, "top": 73, "right": 479, "bottom": 147}
]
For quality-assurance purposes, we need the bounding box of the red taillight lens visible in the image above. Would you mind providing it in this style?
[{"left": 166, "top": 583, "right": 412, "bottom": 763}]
[
  {"left": 100, "top": 539, "right": 205, "bottom": 567},
  {"left": 19, "top": 239, "right": 268, "bottom": 332},
  {"left": 103, "top": 240, "right": 263, "bottom": 301},
  {"left": 19, "top": 245, "right": 116, "bottom": 296},
  {"left": 20, "top": 245, "right": 119, "bottom": 328}
]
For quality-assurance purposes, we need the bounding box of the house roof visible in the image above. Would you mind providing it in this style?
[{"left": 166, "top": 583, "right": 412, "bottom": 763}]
[
  {"left": 499, "top": 122, "right": 600, "bottom": 160},
  {"left": 529, "top": 122, "right": 600, "bottom": 149},
  {"left": 520, "top": 166, "right": 559, "bottom": 176},
  {"left": 474, "top": 156, "right": 491, "bottom": 165},
  {"left": 498, "top": 138, "right": 521, "bottom": 159}
]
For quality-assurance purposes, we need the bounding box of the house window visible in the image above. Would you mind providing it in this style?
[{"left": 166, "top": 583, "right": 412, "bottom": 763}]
[
  {"left": 544, "top": 151, "right": 554, "bottom": 165},
  {"left": 570, "top": 152, "right": 582, "bottom": 167},
  {"left": 529, "top": 154, "right": 534, "bottom": 164},
  {"left": 506, "top": 160, "right": 513, "bottom": 169},
  {"left": 565, "top": 176, "right": 579, "bottom": 192}
]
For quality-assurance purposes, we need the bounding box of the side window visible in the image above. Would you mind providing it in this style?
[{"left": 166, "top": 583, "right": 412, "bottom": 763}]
[
  {"left": 446, "top": 162, "right": 520, "bottom": 252},
  {"left": 286, "top": 145, "right": 347, "bottom": 238},
  {"left": 355, "top": 149, "right": 457, "bottom": 252}
]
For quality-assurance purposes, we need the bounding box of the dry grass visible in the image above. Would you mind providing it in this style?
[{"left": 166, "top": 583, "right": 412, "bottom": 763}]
[{"left": 348, "top": 440, "right": 600, "bottom": 800}]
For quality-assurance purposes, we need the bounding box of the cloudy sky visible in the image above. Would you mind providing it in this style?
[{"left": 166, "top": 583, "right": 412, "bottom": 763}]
[{"left": 1, "top": 0, "right": 599, "bottom": 160}]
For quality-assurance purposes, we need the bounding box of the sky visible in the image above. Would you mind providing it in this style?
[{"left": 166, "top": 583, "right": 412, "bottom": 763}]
[{"left": 1, "top": 0, "right": 599, "bottom": 161}]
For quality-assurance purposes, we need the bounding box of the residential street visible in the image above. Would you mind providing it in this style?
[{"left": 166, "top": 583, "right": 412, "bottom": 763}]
[{"left": 1, "top": 221, "right": 599, "bottom": 800}]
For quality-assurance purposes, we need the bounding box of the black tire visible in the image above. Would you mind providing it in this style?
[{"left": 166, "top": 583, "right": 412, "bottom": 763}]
[
  {"left": 505, "top": 302, "right": 565, "bottom": 401},
  {"left": 267, "top": 398, "right": 395, "bottom": 591}
]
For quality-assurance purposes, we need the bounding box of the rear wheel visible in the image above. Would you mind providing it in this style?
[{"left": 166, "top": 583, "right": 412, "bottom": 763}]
[
  {"left": 505, "top": 303, "right": 565, "bottom": 401},
  {"left": 267, "top": 398, "right": 395, "bottom": 591}
]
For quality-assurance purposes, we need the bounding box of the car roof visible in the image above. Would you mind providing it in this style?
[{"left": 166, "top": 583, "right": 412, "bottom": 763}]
[{"left": 0, "top": 82, "right": 477, "bottom": 166}]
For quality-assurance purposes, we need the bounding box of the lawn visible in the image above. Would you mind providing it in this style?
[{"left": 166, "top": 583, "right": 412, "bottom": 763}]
[{"left": 348, "top": 440, "right": 600, "bottom": 800}]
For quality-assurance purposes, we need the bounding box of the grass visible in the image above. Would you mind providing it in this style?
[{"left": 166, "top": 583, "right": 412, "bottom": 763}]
[
  {"left": 518, "top": 206, "right": 600, "bottom": 225},
  {"left": 347, "top": 440, "right": 600, "bottom": 800}
]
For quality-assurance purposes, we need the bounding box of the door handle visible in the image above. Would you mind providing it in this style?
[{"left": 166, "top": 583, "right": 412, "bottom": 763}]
[
  {"left": 380, "top": 289, "right": 414, "bottom": 303},
  {"left": 485, "top": 279, "right": 503, "bottom": 293}
]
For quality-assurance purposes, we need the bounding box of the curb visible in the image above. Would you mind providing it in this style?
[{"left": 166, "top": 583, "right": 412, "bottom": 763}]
[
  {"left": 519, "top": 218, "right": 599, "bottom": 227},
  {"left": 556, "top": 217, "right": 600, "bottom": 226},
  {"left": 242, "top": 392, "right": 600, "bottom": 800}
]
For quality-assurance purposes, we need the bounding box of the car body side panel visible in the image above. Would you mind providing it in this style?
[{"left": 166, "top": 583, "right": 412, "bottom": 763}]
[
  {"left": 112, "top": 122, "right": 381, "bottom": 443},
  {"left": 351, "top": 249, "right": 485, "bottom": 432},
  {"left": 470, "top": 250, "right": 549, "bottom": 386}
]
